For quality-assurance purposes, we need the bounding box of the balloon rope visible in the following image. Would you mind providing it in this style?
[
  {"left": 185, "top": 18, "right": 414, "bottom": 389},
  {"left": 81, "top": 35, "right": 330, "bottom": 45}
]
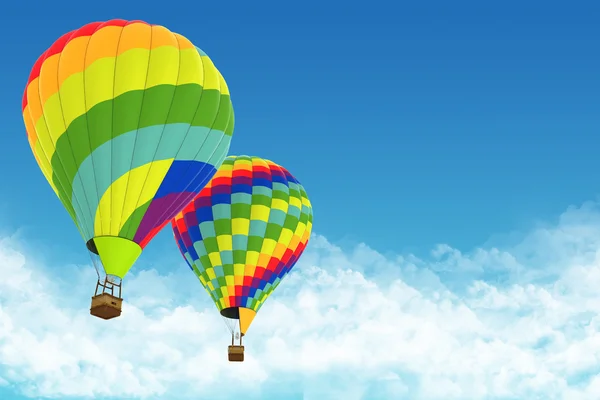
[{"left": 89, "top": 251, "right": 101, "bottom": 281}]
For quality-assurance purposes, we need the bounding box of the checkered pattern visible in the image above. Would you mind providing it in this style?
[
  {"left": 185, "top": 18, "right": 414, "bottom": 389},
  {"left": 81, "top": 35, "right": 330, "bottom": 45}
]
[{"left": 172, "top": 155, "right": 313, "bottom": 313}]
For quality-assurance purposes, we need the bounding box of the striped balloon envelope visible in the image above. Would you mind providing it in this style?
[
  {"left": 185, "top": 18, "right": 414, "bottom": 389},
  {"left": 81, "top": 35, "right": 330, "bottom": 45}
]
[
  {"left": 171, "top": 155, "right": 313, "bottom": 360},
  {"left": 22, "top": 19, "right": 234, "bottom": 316}
]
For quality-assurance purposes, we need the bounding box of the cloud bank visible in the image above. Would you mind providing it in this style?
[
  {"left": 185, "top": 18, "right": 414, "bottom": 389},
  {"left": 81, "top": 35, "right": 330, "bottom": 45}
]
[{"left": 3, "top": 202, "right": 600, "bottom": 399}]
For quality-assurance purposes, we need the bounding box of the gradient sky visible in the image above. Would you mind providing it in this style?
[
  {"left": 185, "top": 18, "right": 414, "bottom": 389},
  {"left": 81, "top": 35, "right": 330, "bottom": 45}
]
[{"left": 1, "top": 1, "right": 600, "bottom": 399}]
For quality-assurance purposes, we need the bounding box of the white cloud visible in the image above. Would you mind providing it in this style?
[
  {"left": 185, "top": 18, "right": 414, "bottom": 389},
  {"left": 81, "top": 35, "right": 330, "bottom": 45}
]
[{"left": 3, "top": 202, "right": 600, "bottom": 398}]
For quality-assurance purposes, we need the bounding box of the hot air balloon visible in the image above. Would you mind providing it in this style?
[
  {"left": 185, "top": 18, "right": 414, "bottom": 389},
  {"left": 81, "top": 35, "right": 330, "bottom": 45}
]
[
  {"left": 22, "top": 19, "right": 234, "bottom": 320},
  {"left": 172, "top": 155, "right": 313, "bottom": 361}
]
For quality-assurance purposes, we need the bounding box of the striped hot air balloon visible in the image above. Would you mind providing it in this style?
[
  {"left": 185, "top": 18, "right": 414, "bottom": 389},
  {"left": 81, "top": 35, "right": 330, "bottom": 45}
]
[
  {"left": 22, "top": 19, "right": 234, "bottom": 319},
  {"left": 172, "top": 156, "right": 313, "bottom": 361}
]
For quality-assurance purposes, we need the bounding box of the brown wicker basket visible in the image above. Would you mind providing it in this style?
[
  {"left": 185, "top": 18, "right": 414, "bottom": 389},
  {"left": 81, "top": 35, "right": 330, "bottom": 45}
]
[
  {"left": 90, "top": 293, "right": 122, "bottom": 320},
  {"left": 228, "top": 345, "right": 244, "bottom": 362}
]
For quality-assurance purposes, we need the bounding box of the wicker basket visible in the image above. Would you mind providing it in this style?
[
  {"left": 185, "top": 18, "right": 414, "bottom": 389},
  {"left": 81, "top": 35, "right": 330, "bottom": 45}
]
[
  {"left": 228, "top": 345, "right": 244, "bottom": 362},
  {"left": 90, "top": 293, "right": 122, "bottom": 320}
]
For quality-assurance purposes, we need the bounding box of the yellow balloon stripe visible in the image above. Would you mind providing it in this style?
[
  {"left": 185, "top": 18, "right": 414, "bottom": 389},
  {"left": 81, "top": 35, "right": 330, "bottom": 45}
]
[
  {"left": 95, "top": 159, "right": 173, "bottom": 236},
  {"left": 28, "top": 49, "right": 216, "bottom": 164}
]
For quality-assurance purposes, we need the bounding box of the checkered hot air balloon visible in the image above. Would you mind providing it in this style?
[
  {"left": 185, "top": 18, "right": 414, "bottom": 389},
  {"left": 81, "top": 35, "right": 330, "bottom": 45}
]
[
  {"left": 22, "top": 19, "right": 234, "bottom": 320},
  {"left": 171, "top": 155, "right": 313, "bottom": 362}
]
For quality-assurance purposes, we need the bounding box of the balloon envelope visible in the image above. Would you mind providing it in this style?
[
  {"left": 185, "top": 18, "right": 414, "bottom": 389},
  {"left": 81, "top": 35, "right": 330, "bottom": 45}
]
[
  {"left": 22, "top": 19, "right": 234, "bottom": 278},
  {"left": 172, "top": 155, "right": 313, "bottom": 335}
]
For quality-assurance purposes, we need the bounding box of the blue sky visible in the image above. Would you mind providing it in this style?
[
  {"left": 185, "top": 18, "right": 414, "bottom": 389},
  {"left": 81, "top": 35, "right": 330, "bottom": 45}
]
[{"left": 1, "top": 1, "right": 600, "bottom": 399}]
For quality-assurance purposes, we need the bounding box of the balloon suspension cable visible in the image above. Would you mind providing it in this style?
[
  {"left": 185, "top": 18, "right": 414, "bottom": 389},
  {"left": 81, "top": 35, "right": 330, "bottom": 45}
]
[
  {"left": 89, "top": 251, "right": 102, "bottom": 281},
  {"left": 222, "top": 315, "right": 243, "bottom": 343},
  {"left": 93, "top": 274, "right": 123, "bottom": 298},
  {"left": 231, "top": 331, "right": 243, "bottom": 346},
  {"left": 87, "top": 247, "right": 123, "bottom": 298}
]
